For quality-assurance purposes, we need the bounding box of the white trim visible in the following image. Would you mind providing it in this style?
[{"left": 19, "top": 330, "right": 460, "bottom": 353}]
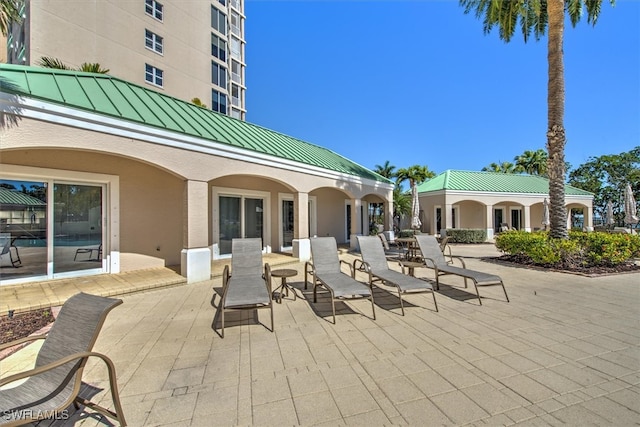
[
  {"left": 277, "top": 193, "right": 317, "bottom": 252},
  {"left": 0, "top": 95, "right": 393, "bottom": 191}
]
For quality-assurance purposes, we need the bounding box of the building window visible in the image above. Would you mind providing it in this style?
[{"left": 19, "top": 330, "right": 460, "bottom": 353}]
[
  {"left": 212, "top": 90, "right": 227, "bottom": 114},
  {"left": 211, "top": 7, "right": 226, "bottom": 35},
  {"left": 211, "top": 62, "right": 227, "bottom": 89},
  {"left": 145, "top": 29, "right": 163, "bottom": 54},
  {"left": 230, "top": 11, "right": 241, "bottom": 36},
  {"left": 145, "top": 64, "right": 163, "bottom": 87},
  {"left": 211, "top": 34, "right": 226, "bottom": 62},
  {"left": 145, "top": 0, "right": 163, "bottom": 21},
  {"left": 231, "top": 60, "right": 242, "bottom": 84},
  {"left": 219, "top": 0, "right": 226, "bottom": 5},
  {"left": 231, "top": 84, "right": 241, "bottom": 107},
  {"left": 230, "top": 37, "right": 241, "bottom": 60}
]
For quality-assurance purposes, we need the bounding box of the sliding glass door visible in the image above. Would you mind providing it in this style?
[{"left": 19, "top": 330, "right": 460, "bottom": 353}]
[{"left": 219, "top": 195, "right": 264, "bottom": 255}]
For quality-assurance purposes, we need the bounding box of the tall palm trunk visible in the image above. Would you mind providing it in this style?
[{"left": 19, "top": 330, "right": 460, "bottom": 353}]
[{"left": 546, "top": 0, "right": 568, "bottom": 239}]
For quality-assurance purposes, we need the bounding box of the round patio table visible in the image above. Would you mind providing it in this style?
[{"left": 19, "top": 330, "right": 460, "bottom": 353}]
[{"left": 270, "top": 268, "right": 297, "bottom": 303}]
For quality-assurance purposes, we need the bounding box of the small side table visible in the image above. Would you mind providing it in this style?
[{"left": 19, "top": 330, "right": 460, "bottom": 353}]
[
  {"left": 400, "top": 261, "right": 424, "bottom": 277},
  {"left": 270, "top": 268, "right": 298, "bottom": 303}
]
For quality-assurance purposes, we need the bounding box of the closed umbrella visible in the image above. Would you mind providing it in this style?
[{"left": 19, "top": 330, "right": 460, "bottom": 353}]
[
  {"left": 410, "top": 185, "right": 421, "bottom": 231},
  {"left": 606, "top": 201, "right": 615, "bottom": 226},
  {"left": 542, "top": 198, "right": 550, "bottom": 230},
  {"left": 624, "top": 183, "right": 639, "bottom": 226}
]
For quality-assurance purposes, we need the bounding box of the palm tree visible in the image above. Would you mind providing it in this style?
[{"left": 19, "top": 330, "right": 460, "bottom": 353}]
[
  {"left": 395, "top": 165, "right": 435, "bottom": 190},
  {"left": 38, "top": 57, "right": 109, "bottom": 74},
  {"left": 482, "top": 161, "right": 518, "bottom": 174},
  {"left": 373, "top": 160, "right": 396, "bottom": 179},
  {"left": 514, "top": 149, "right": 548, "bottom": 176},
  {"left": 460, "top": 0, "right": 614, "bottom": 239},
  {"left": 0, "top": 0, "right": 21, "bottom": 37}
]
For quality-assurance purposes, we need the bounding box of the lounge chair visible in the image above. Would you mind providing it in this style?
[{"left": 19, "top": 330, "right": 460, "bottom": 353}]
[
  {"left": 0, "top": 292, "right": 127, "bottom": 426},
  {"left": 219, "top": 238, "right": 273, "bottom": 337},
  {"left": 305, "top": 237, "right": 375, "bottom": 323},
  {"left": 355, "top": 236, "right": 438, "bottom": 315},
  {"left": 74, "top": 243, "right": 102, "bottom": 261},
  {"left": 414, "top": 235, "right": 509, "bottom": 305},
  {"left": 439, "top": 236, "right": 453, "bottom": 264},
  {"left": 377, "top": 233, "right": 404, "bottom": 259},
  {"left": 0, "top": 232, "right": 21, "bottom": 267}
]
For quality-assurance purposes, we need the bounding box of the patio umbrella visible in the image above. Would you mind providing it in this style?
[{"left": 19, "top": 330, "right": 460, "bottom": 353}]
[
  {"left": 624, "top": 183, "right": 639, "bottom": 226},
  {"left": 542, "top": 198, "right": 550, "bottom": 230},
  {"left": 410, "top": 184, "right": 421, "bottom": 230},
  {"left": 606, "top": 201, "right": 615, "bottom": 226}
]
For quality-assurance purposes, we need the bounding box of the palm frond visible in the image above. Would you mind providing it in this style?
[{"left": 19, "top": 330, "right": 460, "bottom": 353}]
[{"left": 38, "top": 56, "right": 71, "bottom": 70}]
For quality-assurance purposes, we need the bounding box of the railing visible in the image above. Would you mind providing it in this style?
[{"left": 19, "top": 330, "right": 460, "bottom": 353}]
[
  {"left": 231, "top": 72, "right": 241, "bottom": 84},
  {"left": 231, "top": 24, "right": 241, "bottom": 37}
]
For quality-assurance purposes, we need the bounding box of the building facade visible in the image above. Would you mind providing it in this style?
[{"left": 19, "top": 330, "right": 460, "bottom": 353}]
[
  {"left": 6, "top": 0, "right": 246, "bottom": 120},
  {"left": 0, "top": 65, "right": 394, "bottom": 286}
]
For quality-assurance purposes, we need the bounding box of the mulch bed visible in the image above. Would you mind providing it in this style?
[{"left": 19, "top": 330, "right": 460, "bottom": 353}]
[{"left": 1, "top": 308, "right": 55, "bottom": 346}]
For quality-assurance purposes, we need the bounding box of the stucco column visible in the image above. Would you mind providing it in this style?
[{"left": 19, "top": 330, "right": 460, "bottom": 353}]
[
  {"left": 485, "top": 204, "right": 494, "bottom": 241},
  {"left": 444, "top": 203, "right": 453, "bottom": 230},
  {"left": 293, "top": 192, "right": 311, "bottom": 261},
  {"left": 584, "top": 205, "right": 593, "bottom": 231},
  {"left": 350, "top": 198, "right": 362, "bottom": 250},
  {"left": 523, "top": 205, "right": 531, "bottom": 232},
  {"left": 181, "top": 180, "right": 211, "bottom": 283},
  {"left": 385, "top": 198, "right": 395, "bottom": 240}
]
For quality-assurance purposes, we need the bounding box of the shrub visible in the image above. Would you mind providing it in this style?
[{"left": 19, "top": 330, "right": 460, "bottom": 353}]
[
  {"left": 495, "top": 230, "right": 640, "bottom": 268},
  {"left": 445, "top": 228, "right": 487, "bottom": 243}
]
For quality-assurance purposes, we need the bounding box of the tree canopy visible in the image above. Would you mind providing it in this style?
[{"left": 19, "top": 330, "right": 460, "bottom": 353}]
[{"left": 568, "top": 147, "right": 639, "bottom": 225}]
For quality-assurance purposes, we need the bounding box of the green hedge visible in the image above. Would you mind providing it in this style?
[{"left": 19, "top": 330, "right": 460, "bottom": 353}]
[
  {"left": 445, "top": 228, "right": 487, "bottom": 243},
  {"left": 495, "top": 230, "right": 640, "bottom": 267}
]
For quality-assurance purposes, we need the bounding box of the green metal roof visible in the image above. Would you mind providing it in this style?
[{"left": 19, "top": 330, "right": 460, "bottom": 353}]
[
  {"left": 0, "top": 188, "right": 46, "bottom": 206},
  {"left": 0, "top": 64, "right": 391, "bottom": 184},
  {"left": 417, "top": 170, "right": 593, "bottom": 196}
]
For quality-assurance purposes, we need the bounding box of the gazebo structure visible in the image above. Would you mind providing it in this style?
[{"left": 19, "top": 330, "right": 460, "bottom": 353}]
[{"left": 416, "top": 170, "right": 594, "bottom": 240}]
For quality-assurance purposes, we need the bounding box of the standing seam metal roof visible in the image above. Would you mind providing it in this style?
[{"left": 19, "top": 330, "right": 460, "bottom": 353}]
[
  {"left": 417, "top": 170, "right": 593, "bottom": 196},
  {"left": 0, "top": 64, "right": 391, "bottom": 184}
]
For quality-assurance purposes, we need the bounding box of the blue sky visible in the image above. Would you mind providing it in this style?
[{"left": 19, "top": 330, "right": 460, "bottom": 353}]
[{"left": 244, "top": 0, "right": 639, "bottom": 178}]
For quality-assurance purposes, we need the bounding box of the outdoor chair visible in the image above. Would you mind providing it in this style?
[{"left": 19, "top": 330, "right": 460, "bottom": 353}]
[
  {"left": 414, "top": 235, "right": 509, "bottom": 305},
  {"left": 305, "top": 237, "right": 375, "bottom": 323},
  {"left": 0, "top": 292, "right": 127, "bottom": 426},
  {"left": 377, "top": 233, "right": 404, "bottom": 259},
  {"left": 439, "top": 236, "right": 454, "bottom": 264},
  {"left": 74, "top": 243, "right": 102, "bottom": 261},
  {"left": 0, "top": 232, "right": 21, "bottom": 267},
  {"left": 219, "top": 238, "right": 273, "bottom": 337},
  {"left": 355, "top": 235, "right": 438, "bottom": 315}
]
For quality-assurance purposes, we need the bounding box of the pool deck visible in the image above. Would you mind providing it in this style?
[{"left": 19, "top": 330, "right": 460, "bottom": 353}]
[{"left": 1, "top": 244, "right": 639, "bottom": 426}]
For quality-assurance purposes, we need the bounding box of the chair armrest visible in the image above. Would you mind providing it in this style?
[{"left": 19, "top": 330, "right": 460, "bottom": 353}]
[
  {"left": 353, "top": 258, "right": 366, "bottom": 272},
  {"left": 263, "top": 263, "right": 272, "bottom": 292},
  {"left": 339, "top": 259, "right": 355, "bottom": 277},
  {"left": 0, "top": 333, "right": 47, "bottom": 352},
  {"left": 0, "top": 350, "right": 109, "bottom": 388},
  {"left": 304, "top": 261, "right": 315, "bottom": 289},
  {"left": 451, "top": 256, "right": 466, "bottom": 268},
  {"left": 222, "top": 265, "right": 230, "bottom": 288}
]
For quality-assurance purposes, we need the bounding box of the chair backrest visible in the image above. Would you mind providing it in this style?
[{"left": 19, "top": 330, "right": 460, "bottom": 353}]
[
  {"left": 0, "top": 232, "right": 11, "bottom": 256},
  {"left": 357, "top": 236, "right": 390, "bottom": 271},
  {"left": 231, "top": 238, "right": 263, "bottom": 277},
  {"left": 377, "top": 233, "right": 390, "bottom": 250},
  {"left": 310, "top": 237, "right": 341, "bottom": 275},
  {"left": 414, "top": 235, "right": 447, "bottom": 267},
  {"left": 36, "top": 292, "right": 122, "bottom": 387}
]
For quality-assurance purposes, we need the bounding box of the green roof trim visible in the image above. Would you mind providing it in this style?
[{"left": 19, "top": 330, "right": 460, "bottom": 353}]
[
  {"left": 417, "top": 170, "right": 593, "bottom": 196},
  {"left": 0, "top": 64, "right": 391, "bottom": 184}
]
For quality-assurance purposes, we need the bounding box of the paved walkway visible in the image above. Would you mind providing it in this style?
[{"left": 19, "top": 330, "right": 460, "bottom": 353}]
[{"left": 1, "top": 245, "right": 639, "bottom": 426}]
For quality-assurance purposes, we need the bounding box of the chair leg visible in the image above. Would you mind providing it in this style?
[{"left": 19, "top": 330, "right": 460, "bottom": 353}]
[
  {"left": 221, "top": 308, "right": 225, "bottom": 338},
  {"left": 370, "top": 293, "right": 376, "bottom": 320},
  {"left": 501, "top": 281, "right": 510, "bottom": 302},
  {"left": 432, "top": 290, "right": 439, "bottom": 312},
  {"left": 270, "top": 304, "right": 274, "bottom": 332},
  {"left": 397, "top": 288, "right": 405, "bottom": 316},
  {"left": 473, "top": 281, "right": 482, "bottom": 305},
  {"left": 331, "top": 298, "right": 336, "bottom": 324}
]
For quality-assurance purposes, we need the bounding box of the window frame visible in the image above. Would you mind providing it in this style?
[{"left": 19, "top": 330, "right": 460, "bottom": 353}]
[
  {"left": 145, "top": 64, "right": 164, "bottom": 88},
  {"left": 145, "top": 0, "right": 163, "bottom": 21},
  {"left": 145, "top": 29, "right": 164, "bottom": 55},
  {"left": 211, "top": 6, "right": 227, "bottom": 35},
  {"left": 211, "top": 34, "right": 227, "bottom": 62},
  {"left": 211, "top": 62, "right": 227, "bottom": 89}
]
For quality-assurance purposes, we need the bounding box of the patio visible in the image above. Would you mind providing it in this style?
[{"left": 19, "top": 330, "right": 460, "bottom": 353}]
[{"left": 1, "top": 244, "right": 639, "bottom": 426}]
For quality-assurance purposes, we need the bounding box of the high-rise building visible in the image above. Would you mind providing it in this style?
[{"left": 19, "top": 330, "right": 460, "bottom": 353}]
[{"left": 6, "top": 0, "right": 246, "bottom": 120}]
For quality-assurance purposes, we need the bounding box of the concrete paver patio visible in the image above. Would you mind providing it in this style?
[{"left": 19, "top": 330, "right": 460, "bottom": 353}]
[{"left": 1, "top": 244, "right": 639, "bottom": 426}]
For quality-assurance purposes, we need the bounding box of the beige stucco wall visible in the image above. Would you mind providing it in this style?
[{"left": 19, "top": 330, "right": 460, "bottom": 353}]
[
  {"left": 1, "top": 117, "right": 393, "bottom": 278},
  {"left": 26, "top": 1, "right": 220, "bottom": 107}
]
